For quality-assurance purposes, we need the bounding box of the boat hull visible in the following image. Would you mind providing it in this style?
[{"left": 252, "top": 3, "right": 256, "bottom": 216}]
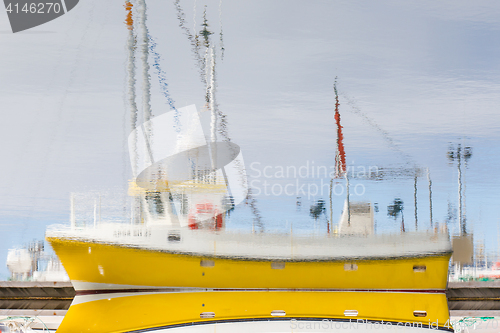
[
  {"left": 56, "top": 291, "right": 452, "bottom": 333},
  {"left": 47, "top": 237, "right": 451, "bottom": 290}
]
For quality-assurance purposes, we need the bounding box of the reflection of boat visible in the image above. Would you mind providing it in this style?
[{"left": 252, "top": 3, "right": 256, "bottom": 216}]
[
  {"left": 44, "top": 107, "right": 455, "bottom": 330},
  {"left": 45, "top": 88, "right": 453, "bottom": 333},
  {"left": 46, "top": 2, "right": 453, "bottom": 332},
  {"left": 57, "top": 290, "right": 451, "bottom": 333},
  {"left": 47, "top": 227, "right": 451, "bottom": 291},
  {"left": 46, "top": 102, "right": 451, "bottom": 291}
]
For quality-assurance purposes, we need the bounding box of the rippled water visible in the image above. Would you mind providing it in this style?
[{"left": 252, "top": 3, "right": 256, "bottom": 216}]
[{"left": 1, "top": 0, "right": 500, "bottom": 280}]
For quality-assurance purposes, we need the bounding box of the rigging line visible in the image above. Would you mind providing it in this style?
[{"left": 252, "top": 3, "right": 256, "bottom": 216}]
[
  {"left": 219, "top": 0, "right": 224, "bottom": 60},
  {"left": 173, "top": 0, "right": 205, "bottom": 84},
  {"left": 204, "top": 47, "right": 211, "bottom": 106},
  {"left": 147, "top": 34, "right": 180, "bottom": 132},
  {"left": 208, "top": 49, "right": 229, "bottom": 143},
  {"left": 210, "top": 51, "right": 217, "bottom": 145},
  {"left": 341, "top": 93, "right": 418, "bottom": 168},
  {"left": 247, "top": 187, "right": 264, "bottom": 233},
  {"left": 212, "top": 48, "right": 228, "bottom": 141},
  {"left": 209, "top": 46, "right": 217, "bottom": 143}
]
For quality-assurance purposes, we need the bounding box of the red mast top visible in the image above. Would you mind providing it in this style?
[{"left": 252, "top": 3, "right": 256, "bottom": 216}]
[{"left": 334, "top": 80, "right": 346, "bottom": 178}]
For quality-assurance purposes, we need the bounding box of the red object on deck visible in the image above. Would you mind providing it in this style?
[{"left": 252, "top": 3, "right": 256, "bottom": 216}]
[
  {"left": 189, "top": 202, "right": 224, "bottom": 230},
  {"left": 188, "top": 214, "right": 198, "bottom": 229},
  {"left": 215, "top": 213, "right": 223, "bottom": 230}
]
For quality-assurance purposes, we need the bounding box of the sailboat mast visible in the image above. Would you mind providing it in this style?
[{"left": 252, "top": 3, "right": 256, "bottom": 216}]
[
  {"left": 333, "top": 80, "right": 349, "bottom": 225},
  {"left": 427, "top": 168, "right": 433, "bottom": 228},
  {"left": 414, "top": 174, "right": 418, "bottom": 230},
  {"left": 334, "top": 82, "right": 346, "bottom": 178},
  {"left": 208, "top": 45, "right": 217, "bottom": 179},
  {"left": 125, "top": 1, "right": 138, "bottom": 175},
  {"left": 198, "top": 7, "right": 218, "bottom": 182},
  {"left": 125, "top": 1, "right": 142, "bottom": 224},
  {"left": 137, "top": 0, "right": 152, "bottom": 126}
]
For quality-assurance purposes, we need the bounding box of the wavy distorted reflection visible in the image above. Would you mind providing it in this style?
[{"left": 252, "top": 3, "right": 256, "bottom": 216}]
[
  {"left": 41, "top": 2, "right": 455, "bottom": 332},
  {"left": 5, "top": 1, "right": 500, "bottom": 333}
]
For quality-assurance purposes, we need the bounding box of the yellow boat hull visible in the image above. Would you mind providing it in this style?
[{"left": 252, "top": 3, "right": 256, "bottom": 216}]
[
  {"left": 57, "top": 291, "right": 451, "bottom": 333},
  {"left": 47, "top": 237, "right": 450, "bottom": 290}
]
